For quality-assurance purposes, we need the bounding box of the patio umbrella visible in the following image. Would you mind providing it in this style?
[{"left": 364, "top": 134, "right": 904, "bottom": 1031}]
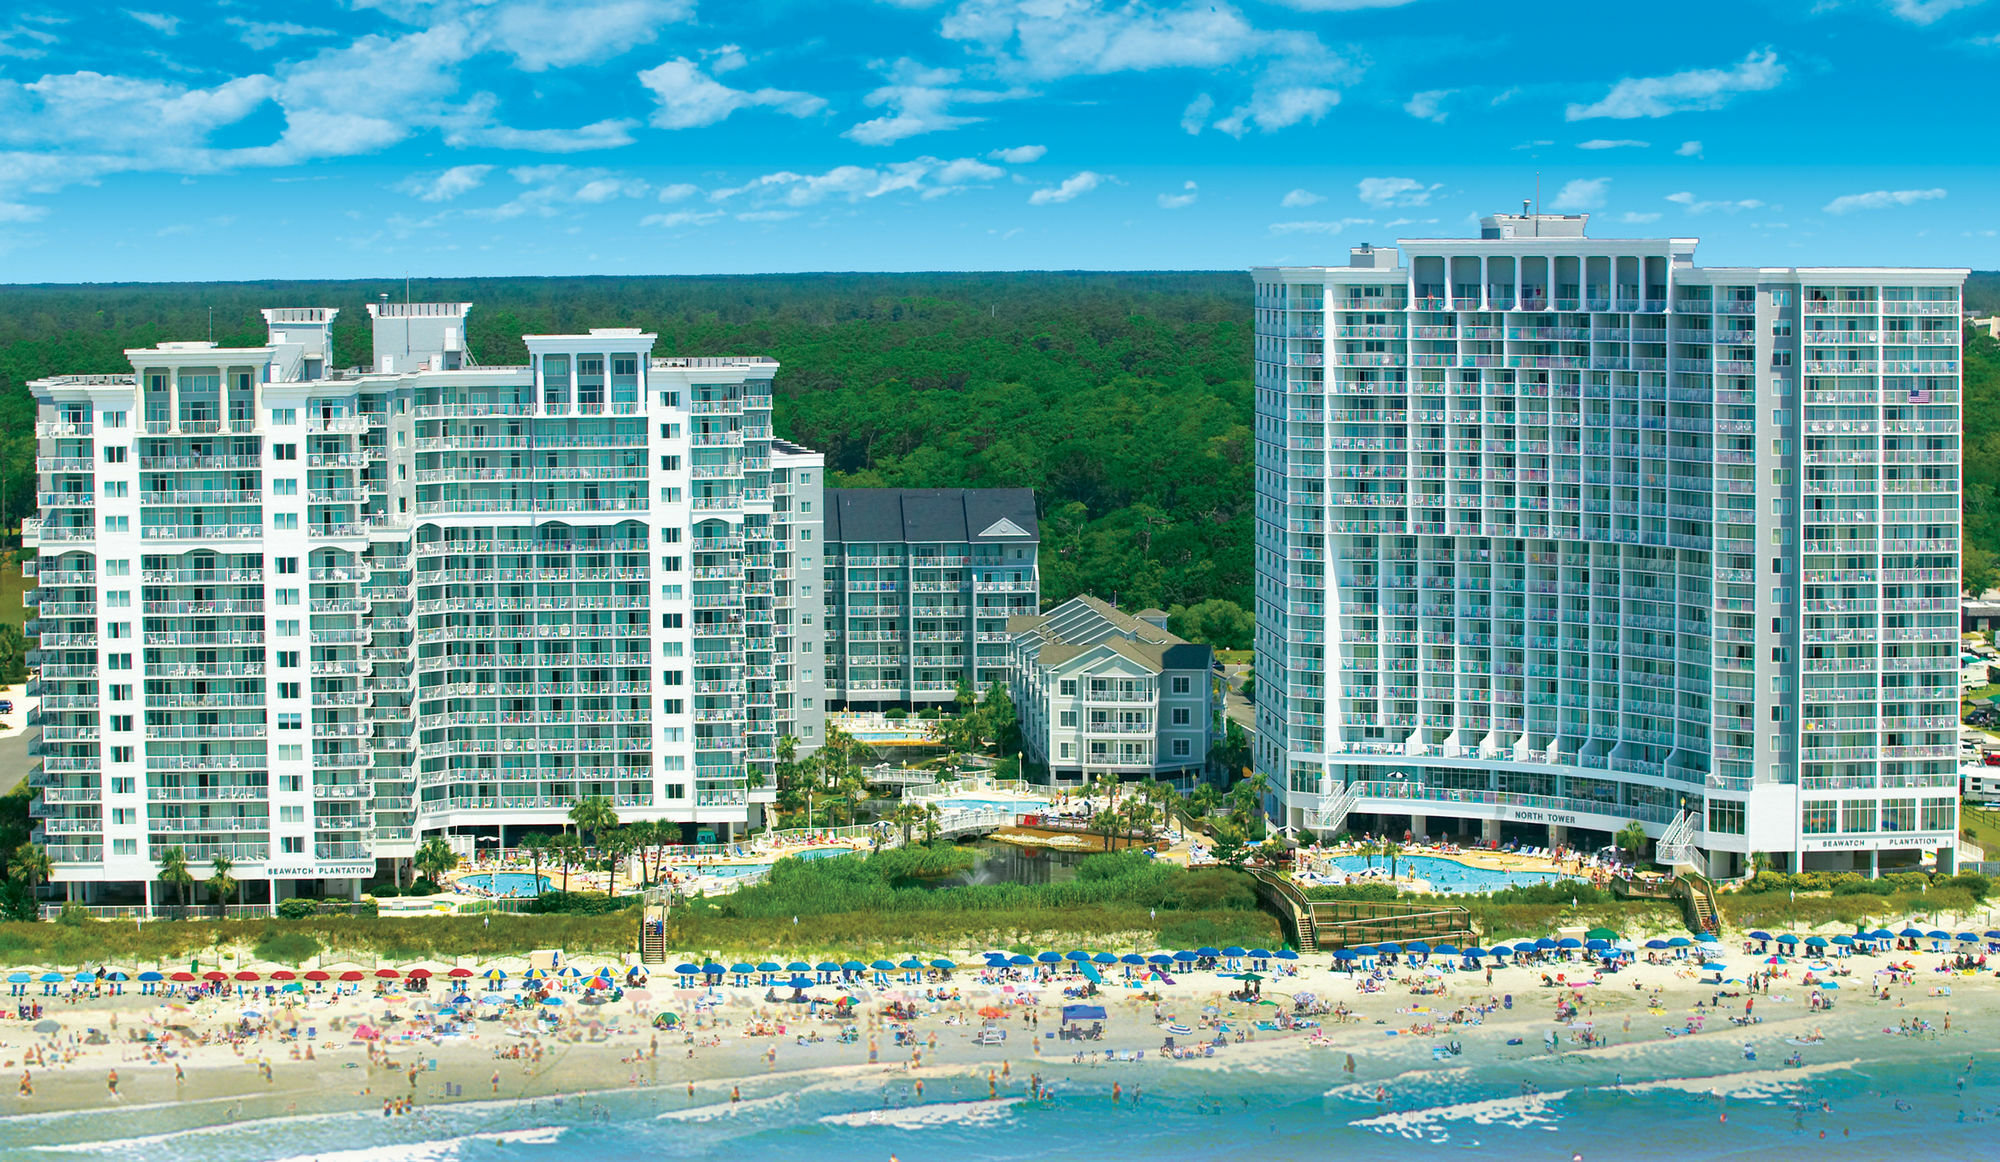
[
  {"left": 1222, "top": 946, "right": 1248, "bottom": 958},
  {"left": 1196, "top": 947, "right": 1222, "bottom": 958},
  {"left": 270, "top": 970, "right": 297, "bottom": 981},
  {"left": 1406, "top": 941, "right": 1432, "bottom": 955},
  {"left": 1434, "top": 944, "right": 1460, "bottom": 956},
  {"left": 338, "top": 971, "right": 364, "bottom": 982},
  {"left": 1035, "top": 952, "right": 1062, "bottom": 964},
  {"left": 1804, "top": 936, "right": 1829, "bottom": 948},
  {"left": 1172, "top": 950, "right": 1198, "bottom": 963},
  {"left": 1748, "top": 930, "right": 1774, "bottom": 942},
  {"left": 1376, "top": 943, "right": 1402, "bottom": 955},
  {"left": 1007, "top": 955, "right": 1031, "bottom": 967},
  {"left": 1146, "top": 954, "right": 1173, "bottom": 966},
  {"left": 303, "top": 971, "right": 330, "bottom": 982},
  {"left": 702, "top": 963, "right": 727, "bottom": 977},
  {"left": 1092, "top": 953, "right": 1117, "bottom": 965},
  {"left": 1488, "top": 944, "right": 1513, "bottom": 957},
  {"left": 1275, "top": 951, "right": 1300, "bottom": 961},
  {"left": 869, "top": 960, "right": 895, "bottom": 972},
  {"left": 1585, "top": 928, "right": 1618, "bottom": 941},
  {"left": 1120, "top": 954, "right": 1145, "bottom": 966},
  {"left": 234, "top": 971, "right": 259, "bottom": 982},
  {"left": 933, "top": 959, "right": 957, "bottom": 970},
  {"left": 1063, "top": 951, "right": 1091, "bottom": 964},
  {"left": 899, "top": 957, "right": 925, "bottom": 970},
  {"left": 786, "top": 961, "right": 812, "bottom": 973},
  {"left": 202, "top": 971, "right": 227, "bottom": 982}
]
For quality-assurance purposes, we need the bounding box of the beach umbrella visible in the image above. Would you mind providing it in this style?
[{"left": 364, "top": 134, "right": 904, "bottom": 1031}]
[
  {"left": 338, "top": 971, "right": 364, "bottom": 982},
  {"left": 1063, "top": 951, "right": 1091, "bottom": 964},
  {"left": 3, "top": 972, "right": 26, "bottom": 984},
  {"left": 1120, "top": 954, "right": 1145, "bottom": 966},
  {"left": 1196, "top": 947, "right": 1222, "bottom": 958},
  {"left": 869, "top": 959, "right": 895, "bottom": 972},
  {"left": 32, "top": 1019, "right": 59, "bottom": 1034},
  {"left": 1435, "top": 944, "right": 1460, "bottom": 957},
  {"left": 1406, "top": 941, "right": 1431, "bottom": 955},
  {"left": 540, "top": 996, "right": 564, "bottom": 1006},
  {"left": 1925, "top": 930, "right": 1949, "bottom": 941},
  {"left": 818, "top": 961, "right": 842, "bottom": 973},
  {"left": 1376, "top": 943, "right": 1403, "bottom": 955},
  {"left": 1275, "top": 951, "right": 1300, "bottom": 961},
  {"left": 756, "top": 961, "right": 782, "bottom": 974},
  {"left": 1488, "top": 944, "right": 1513, "bottom": 956},
  {"left": 281, "top": 982, "right": 303, "bottom": 993},
  {"left": 1957, "top": 933, "right": 1981, "bottom": 944},
  {"left": 199, "top": 971, "right": 226, "bottom": 982},
  {"left": 900, "top": 957, "right": 925, "bottom": 970},
  {"left": 1092, "top": 953, "right": 1117, "bottom": 965},
  {"left": 1898, "top": 927, "right": 1924, "bottom": 938},
  {"left": 1986, "top": 931, "right": 2000, "bottom": 941},
  {"left": 1804, "top": 937, "right": 1829, "bottom": 949},
  {"left": 1556, "top": 938, "right": 1583, "bottom": 950},
  {"left": 1774, "top": 934, "right": 1799, "bottom": 945},
  {"left": 1701, "top": 961, "right": 1727, "bottom": 971},
  {"left": 558, "top": 966, "right": 583, "bottom": 979},
  {"left": 1666, "top": 937, "right": 1691, "bottom": 948},
  {"left": 234, "top": 971, "right": 259, "bottom": 982},
  {"left": 1331, "top": 949, "right": 1355, "bottom": 961},
  {"left": 1007, "top": 955, "right": 1031, "bottom": 967},
  {"left": 1035, "top": 952, "right": 1062, "bottom": 964},
  {"left": 448, "top": 968, "right": 474, "bottom": 978},
  {"left": 1748, "top": 931, "right": 1774, "bottom": 942},
  {"left": 1146, "top": 954, "right": 1173, "bottom": 965},
  {"left": 1643, "top": 939, "right": 1669, "bottom": 950},
  {"left": 786, "top": 961, "right": 812, "bottom": 973},
  {"left": 169, "top": 971, "right": 195, "bottom": 982},
  {"left": 1585, "top": 939, "right": 1609, "bottom": 951},
  {"left": 788, "top": 975, "right": 813, "bottom": 989},
  {"left": 1249, "top": 949, "right": 1274, "bottom": 960},
  {"left": 71, "top": 972, "right": 93, "bottom": 984},
  {"left": 1172, "top": 950, "right": 1199, "bottom": 963},
  {"left": 1818, "top": 981, "right": 1841, "bottom": 990},
  {"left": 729, "top": 963, "right": 756, "bottom": 975},
  {"left": 270, "top": 970, "right": 296, "bottom": 981},
  {"left": 303, "top": 971, "right": 330, "bottom": 982},
  {"left": 701, "top": 963, "right": 726, "bottom": 977},
  {"left": 482, "top": 968, "right": 508, "bottom": 981},
  {"left": 1534, "top": 938, "right": 1557, "bottom": 951},
  {"left": 1351, "top": 945, "right": 1379, "bottom": 956},
  {"left": 1223, "top": 946, "right": 1248, "bottom": 958},
  {"left": 1869, "top": 930, "right": 1894, "bottom": 941},
  {"left": 374, "top": 968, "right": 402, "bottom": 979},
  {"left": 1763, "top": 955, "right": 1786, "bottom": 965},
  {"left": 1461, "top": 946, "right": 1485, "bottom": 958},
  {"left": 1831, "top": 935, "right": 1855, "bottom": 947},
  {"left": 137, "top": 971, "right": 163, "bottom": 983},
  {"left": 1586, "top": 928, "right": 1618, "bottom": 941}
]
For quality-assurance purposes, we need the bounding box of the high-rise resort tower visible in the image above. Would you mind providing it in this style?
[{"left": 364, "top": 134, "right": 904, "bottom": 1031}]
[
  {"left": 1252, "top": 214, "right": 1965, "bottom": 877},
  {"left": 26, "top": 304, "right": 825, "bottom": 909}
]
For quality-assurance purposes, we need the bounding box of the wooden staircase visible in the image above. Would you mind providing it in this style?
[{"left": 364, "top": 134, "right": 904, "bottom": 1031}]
[
  {"left": 639, "top": 902, "right": 669, "bottom": 964},
  {"left": 1673, "top": 874, "right": 1721, "bottom": 936}
]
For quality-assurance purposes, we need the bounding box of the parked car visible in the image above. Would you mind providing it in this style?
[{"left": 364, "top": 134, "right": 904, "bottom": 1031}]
[{"left": 0, "top": 700, "right": 13, "bottom": 713}]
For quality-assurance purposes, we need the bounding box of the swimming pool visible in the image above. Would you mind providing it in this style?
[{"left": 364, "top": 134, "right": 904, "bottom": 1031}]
[
  {"left": 929, "top": 798, "right": 1047, "bottom": 813},
  {"left": 1322, "top": 853, "right": 1559, "bottom": 895},
  {"left": 456, "top": 871, "right": 552, "bottom": 897},
  {"left": 687, "top": 847, "right": 859, "bottom": 879}
]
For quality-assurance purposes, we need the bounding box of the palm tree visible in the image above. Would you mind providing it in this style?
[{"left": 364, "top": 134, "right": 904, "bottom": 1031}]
[
  {"left": 1383, "top": 837, "right": 1403, "bottom": 881},
  {"left": 413, "top": 836, "right": 456, "bottom": 887},
  {"left": 892, "top": 803, "right": 924, "bottom": 847},
  {"left": 567, "top": 795, "right": 618, "bottom": 852},
  {"left": 206, "top": 856, "right": 236, "bottom": 912},
  {"left": 517, "top": 833, "right": 550, "bottom": 896},
  {"left": 626, "top": 821, "right": 657, "bottom": 888},
  {"left": 159, "top": 845, "right": 194, "bottom": 916},
  {"left": 1092, "top": 805, "right": 1121, "bottom": 850},
  {"left": 549, "top": 833, "right": 582, "bottom": 893},
  {"left": 9, "top": 841, "right": 51, "bottom": 894},
  {"left": 921, "top": 803, "right": 942, "bottom": 846},
  {"left": 601, "top": 826, "right": 635, "bottom": 897}
]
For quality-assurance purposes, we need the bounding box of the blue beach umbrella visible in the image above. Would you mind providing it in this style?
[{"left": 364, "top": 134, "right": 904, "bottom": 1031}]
[
  {"left": 1008, "top": 955, "right": 1032, "bottom": 967},
  {"left": 1331, "top": 949, "right": 1355, "bottom": 960},
  {"left": 1557, "top": 938, "right": 1583, "bottom": 950},
  {"left": 1092, "top": 952, "right": 1117, "bottom": 965},
  {"left": 1926, "top": 930, "right": 1949, "bottom": 940},
  {"left": 1986, "top": 930, "right": 2000, "bottom": 941},
  {"left": 1461, "top": 946, "right": 1485, "bottom": 958},
  {"left": 1249, "top": 949, "right": 1274, "bottom": 960},
  {"left": 1406, "top": 941, "right": 1431, "bottom": 955},
  {"left": 869, "top": 959, "right": 895, "bottom": 972},
  {"left": 1748, "top": 931, "right": 1774, "bottom": 942},
  {"left": 1534, "top": 937, "right": 1558, "bottom": 951},
  {"left": 1830, "top": 935, "right": 1855, "bottom": 947},
  {"left": 1376, "top": 943, "right": 1402, "bottom": 955},
  {"left": 1804, "top": 936, "right": 1829, "bottom": 948},
  {"left": 730, "top": 962, "right": 756, "bottom": 975},
  {"left": 1146, "top": 954, "right": 1173, "bottom": 966},
  {"left": 1120, "top": 954, "right": 1145, "bottom": 966},
  {"left": 1585, "top": 939, "right": 1609, "bottom": 951},
  {"left": 788, "top": 975, "right": 813, "bottom": 989},
  {"left": 1488, "top": 944, "right": 1513, "bottom": 957},
  {"left": 1197, "top": 947, "right": 1222, "bottom": 958},
  {"left": 1275, "top": 951, "right": 1300, "bottom": 961},
  {"left": 1222, "top": 946, "right": 1248, "bottom": 958},
  {"left": 5, "top": 972, "right": 28, "bottom": 983},
  {"left": 1870, "top": 930, "right": 1895, "bottom": 941},
  {"left": 1774, "top": 934, "right": 1799, "bottom": 945},
  {"left": 1064, "top": 951, "right": 1091, "bottom": 964},
  {"left": 1957, "top": 933, "right": 1981, "bottom": 944},
  {"left": 932, "top": 959, "right": 956, "bottom": 970},
  {"left": 1435, "top": 944, "right": 1460, "bottom": 957},
  {"left": 756, "top": 961, "right": 782, "bottom": 973},
  {"left": 983, "top": 952, "right": 1009, "bottom": 963},
  {"left": 1643, "top": 939, "right": 1669, "bottom": 950},
  {"left": 1899, "top": 927, "right": 1924, "bottom": 939},
  {"left": 1351, "top": 945, "right": 1379, "bottom": 957},
  {"left": 137, "top": 971, "right": 162, "bottom": 982},
  {"left": 1666, "top": 937, "right": 1691, "bottom": 949},
  {"left": 816, "top": 961, "right": 840, "bottom": 975},
  {"left": 1172, "top": 950, "right": 1199, "bottom": 963},
  {"left": 899, "top": 957, "right": 924, "bottom": 970},
  {"left": 38, "top": 973, "right": 62, "bottom": 983},
  {"left": 674, "top": 963, "right": 699, "bottom": 976},
  {"left": 842, "top": 960, "right": 865, "bottom": 972}
]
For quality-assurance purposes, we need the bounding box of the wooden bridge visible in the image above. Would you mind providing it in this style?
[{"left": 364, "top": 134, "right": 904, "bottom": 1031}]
[{"left": 1249, "top": 869, "right": 1475, "bottom": 954}]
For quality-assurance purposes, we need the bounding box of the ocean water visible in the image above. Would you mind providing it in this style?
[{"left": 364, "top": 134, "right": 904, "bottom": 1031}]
[{"left": 7, "top": 1034, "right": 1998, "bottom": 1162}]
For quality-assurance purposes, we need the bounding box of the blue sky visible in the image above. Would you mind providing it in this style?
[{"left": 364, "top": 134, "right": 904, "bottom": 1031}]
[{"left": 1, "top": 0, "right": 1995, "bottom": 281}]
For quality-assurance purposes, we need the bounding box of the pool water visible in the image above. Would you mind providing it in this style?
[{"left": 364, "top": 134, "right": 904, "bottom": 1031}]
[
  {"left": 929, "top": 798, "right": 1047, "bottom": 813},
  {"left": 684, "top": 847, "right": 859, "bottom": 879},
  {"left": 1322, "top": 853, "right": 1559, "bottom": 894},
  {"left": 456, "top": 871, "right": 552, "bottom": 897}
]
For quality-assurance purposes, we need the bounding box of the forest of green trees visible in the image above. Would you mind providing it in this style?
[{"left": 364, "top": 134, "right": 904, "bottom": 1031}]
[{"left": 1, "top": 270, "right": 1997, "bottom": 619}]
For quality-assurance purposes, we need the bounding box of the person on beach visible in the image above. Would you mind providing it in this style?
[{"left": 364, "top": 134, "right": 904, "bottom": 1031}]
[
  {"left": 106, "top": 1070, "right": 118, "bottom": 1100},
  {"left": 18, "top": 1070, "right": 30, "bottom": 1098}
]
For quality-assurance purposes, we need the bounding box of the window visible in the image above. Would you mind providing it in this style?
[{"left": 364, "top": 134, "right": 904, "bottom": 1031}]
[
  {"left": 1059, "top": 680, "right": 1077, "bottom": 697},
  {"left": 273, "top": 443, "right": 297, "bottom": 460},
  {"left": 111, "top": 777, "right": 134, "bottom": 794},
  {"left": 1840, "top": 799, "right": 1873, "bottom": 833},
  {"left": 105, "top": 559, "right": 130, "bottom": 577},
  {"left": 278, "top": 681, "right": 301, "bottom": 699},
  {"left": 107, "top": 622, "right": 130, "bottom": 639},
  {"left": 281, "top": 837, "right": 304, "bottom": 854},
  {"left": 102, "top": 480, "right": 128, "bottom": 498},
  {"left": 277, "top": 713, "right": 302, "bottom": 730},
  {"left": 280, "top": 805, "right": 305, "bottom": 824},
  {"left": 661, "top": 612, "right": 683, "bottom": 628},
  {"left": 277, "top": 557, "right": 299, "bottom": 574},
  {"left": 799, "top": 529, "right": 812, "bottom": 541},
  {"left": 113, "top": 839, "right": 138, "bottom": 855},
  {"left": 661, "top": 556, "right": 683, "bottom": 573},
  {"left": 1922, "top": 797, "right": 1955, "bottom": 832},
  {"left": 277, "top": 650, "right": 300, "bottom": 667},
  {"left": 665, "top": 783, "right": 687, "bottom": 799},
  {"left": 1172, "top": 676, "right": 1191, "bottom": 694},
  {"left": 110, "top": 746, "right": 134, "bottom": 763},
  {"left": 661, "top": 698, "right": 684, "bottom": 714},
  {"left": 273, "top": 513, "right": 298, "bottom": 530},
  {"left": 104, "top": 445, "right": 127, "bottom": 463},
  {"left": 276, "top": 619, "right": 300, "bottom": 636},
  {"left": 660, "top": 641, "right": 683, "bottom": 657},
  {"left": 1172, "top": 739, "right": 1191, "bottom": 757},
  {"left": 109, "top": 684, "right": 131, "bottom": 700},
  {"left": 271, "top": 408, "right": 296, "bottom": 425},
  {"left": 276, "top": 588, "right": 300, "bottom": 605},
  {"left": 279, "top": 773, "right": 303, "bottom": 791},
  {"left": 1880, "top": 798, "right": 1916, "bottom": 833},
  {"left": 278, "top": 744, "right": 304, "bottom": 762},
  {"left": 660, "top": 455, "right": 681, "bottom": 471},
  {"left": 1707, "top": 799, "right": 1746, "bottom": 835},
  {"left": 273, "top": 479, "right": 298, "bottom": 496},
  {"left": 662, "top": 726, "right": 685, "bottom": 743},
  {"left": 1802, "top": 802, "right": 1837, "bottom": 835},
  {"left": 1060, "top": 743, "right": 1074, "bottom": 758},
  {"left": 1171, "top": 707, "right": 1191, "bottom": 725},
  {"left": 662, "top": 670, "right": 684, "bottom": 685},
  {"left": 663, "top": 528, "right": 682, "bottom": 543},
  {"left": 109, "top": 714, "right": 133, "bottom": 731},
  {"left": 105, "top": 590, "right": 131, "bottom": 607},
  {"left": 101, "top": 410, "right": 127, "bottom": 428},
  {"left": 109, "top": 653, "right": 133, "bottom": 670},
  {"left": 104, "top": 515, "right": 129, "bottom": 532},
  {"left": 110, "top": 807, "right": 136, "bottom": 826},
  {"left": 659, "top": 392, "right": 680, "bottom": 409},
  {"left": 1060, "top": 710, "right": 1077, "bottom": 727}
]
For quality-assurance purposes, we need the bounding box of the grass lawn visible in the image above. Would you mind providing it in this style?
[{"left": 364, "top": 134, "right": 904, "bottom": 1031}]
[
  {"left": 0, "top": 557, "right": 26, "bottom": 633},
  {"left": 1964, "top": 802, "right": 2000, "bottom": 857},
  {"left": 1963, "top": 683, "right": 2000, "bottom": 707}
]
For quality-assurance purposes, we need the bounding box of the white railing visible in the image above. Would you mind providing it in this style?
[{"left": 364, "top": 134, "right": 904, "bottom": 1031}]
[
  {"left": 1312, "top": 781, "right": 1362, "bottom": 834},
  {"left": 1657, "top": 810, "right": 1699, "bottom": 867}
]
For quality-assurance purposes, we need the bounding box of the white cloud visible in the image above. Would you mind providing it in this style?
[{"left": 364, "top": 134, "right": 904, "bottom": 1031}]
[
  {"left": 0, "top": 21, "right": 59, "bottom": 60},
  {"left": 125, "top": 10, "right": 180, "bottom": 35},
  {"left": 1158, "top": 180, "right": 1197, "bottom": 209},
  {"left": 736, "top": 209, "right": 800, "bottom": 222},
  {"left": 989, "top": 144, "right": 1046, "bottom": 163},
  {"left": 1665, "top": 190, "right": 1765, "bottom": 214},
  {"left": 1264, "top": 0, "right": 1421, "bottom": 7},
  {"left": 845, "top": 59, "right": 1026, "bottom": 145},
  {"left": 1822, "top": 187, "right": 1947, "bottom": 214},
  {"left": 638, "top": 56, "right": 826, "bottom": 130},
  {"left": 488, "top": 0, "right": 694, "bottom": 71},
  {"left": 1403, "top": 89, "right": 1452, "bottom": 123},
  {"left": 1356, "top": 176, "right": 1438, "bottom": 208},
  {"left": 713, "top": 155, "right": 1008, "bottom": 208},
  {"left": 1675, "top": 139, "right": 1703, "bottom": 157},
  {"left": 1268, "top": 217, "right": 1373, "bottom": 235},
  {"left": 470, "top": 164, "right": 651, "bottom": 220},
  {"left": 1028, "top": 170, "right": 1105, "bottom": 205},
  {"left": 1180, "top": 93, "right": 1214, "bottom": 134},
  {"left": 1618, "top": 211, "right": 1663, "bottom": 224},
  {"left": 1549, "top": 177, "right": 1609, "bottom": 211},
  {"left": 1565, "top": 50, "right": 1785, "bottom": 120},
  {"left": 0, "top": 200, "right": 48, "bottom": 222},
  {"left": 396, "top": 164, "right": 493, "bottom": 202},
  {"left": 1885, "top": 0, "right": 1985, "bottom": 24},
  {"left": 656, "top": 182, "right": 698, "bottom": 202},
  {"left": 1213, "top": 84, "right": 1338, "bottom": 136},
  {"left": 225, "top": 19, "right": 336, "bottom": 50},
  {"left": 1281, "top": 188, "right": 1323, "bottom": 208},
  {"left": 446, "top": 113, "right": 638, "bottom": 153},
  {"left": 1578, "top": 138, "right": 1647, "bottom": 149},
  {"left": 641, "top": 209, "right": 724, "bottom": 228}
]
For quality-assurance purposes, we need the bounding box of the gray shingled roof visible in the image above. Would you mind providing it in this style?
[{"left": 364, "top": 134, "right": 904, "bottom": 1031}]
[{"left": 825, "top": 488, "right": 1038, "bottom": 544}]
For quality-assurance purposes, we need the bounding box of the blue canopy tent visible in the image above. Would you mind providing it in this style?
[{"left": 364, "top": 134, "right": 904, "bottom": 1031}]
[{"left": 1061, "top": 1004, "right": 1108, "bottom": 1023}]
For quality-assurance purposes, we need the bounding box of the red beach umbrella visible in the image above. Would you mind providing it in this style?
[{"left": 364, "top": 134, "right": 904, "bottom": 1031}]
[
  {"left": 374, "top": 968, "right": 402, "bottom": 979},
  {"left": 271, "top": 970, "right": 297, "bottom": 981},
  {"left": 234, "top": 971, "right": 259, "bottom": 982},
  {"left": 169, "top": 971, "right": 196, "bottom": 982},
  {"left": 338, "top": 971, "right": 364, "bottom": 982},
  {"left": 202, "top": 971, "right": 228, "bottom": 982},
  {"left": 304, "top": 971, "right": 330, "bottom": 981},
  {"left": 406, "top": 968, "right": 432, "bottom": 979},
  {"left": 446, "top": 968, "right": 473, "bottom": 978}
]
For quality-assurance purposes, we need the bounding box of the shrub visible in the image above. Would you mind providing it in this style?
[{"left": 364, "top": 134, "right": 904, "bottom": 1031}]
[
  {"left": 884, "top": 708, "right": 908, "bottom": 720},
  {"left": 407, "top": 878, "right": 443, "bottom": 897},
  {"left": 254, "top": 927, "right": 322, "bottom": 964},
  {"left": 55, "top": 902, "right": 90, "bottom": 927},
  {"left": 275, "top": 898, "right": 319, "bottom": 920},
  {"left": 1484, "top": 879, "right": 1606, "bottom": 907},
  {"left": 1831, "top": 878, "right": 1885, "bottom": 897},
  {"left": 529, "top": 891, "right": 641, "bottom": 916},
  {"left": 1304, "top": 882, "right": 1401, "bottom": 902},
  {"left": 1945, "top": 872, "right": 1993, "bottom": 901}
]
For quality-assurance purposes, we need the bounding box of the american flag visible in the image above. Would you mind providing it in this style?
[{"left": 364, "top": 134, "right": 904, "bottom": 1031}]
[{"left": 1909, "top": 387, "right": 1932, "bottom": 403}]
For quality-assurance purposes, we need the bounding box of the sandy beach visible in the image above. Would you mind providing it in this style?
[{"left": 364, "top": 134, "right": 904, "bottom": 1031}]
[{"left": 2, "top": 925, "right": 1991, "bottom": 1135}]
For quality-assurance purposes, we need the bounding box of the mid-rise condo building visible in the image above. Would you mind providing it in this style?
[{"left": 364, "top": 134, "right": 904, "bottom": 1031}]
[
  {"left": 26, "top": 303, "right": 824, "bottom": 907},
  {"left": 1253, "top": 215, "right": 1965, "bottom": 877},
  {"left": 822, "top": 488, "right": 1039, "bottom": 707}
]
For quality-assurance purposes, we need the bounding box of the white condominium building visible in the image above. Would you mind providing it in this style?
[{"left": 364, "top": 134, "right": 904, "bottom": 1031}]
[
  {"left": 26, "top": 303, "right": 824, "bottom": 909},
  {"left": 1253, "top": 215, "right": 1965, "bottom": 877}
]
